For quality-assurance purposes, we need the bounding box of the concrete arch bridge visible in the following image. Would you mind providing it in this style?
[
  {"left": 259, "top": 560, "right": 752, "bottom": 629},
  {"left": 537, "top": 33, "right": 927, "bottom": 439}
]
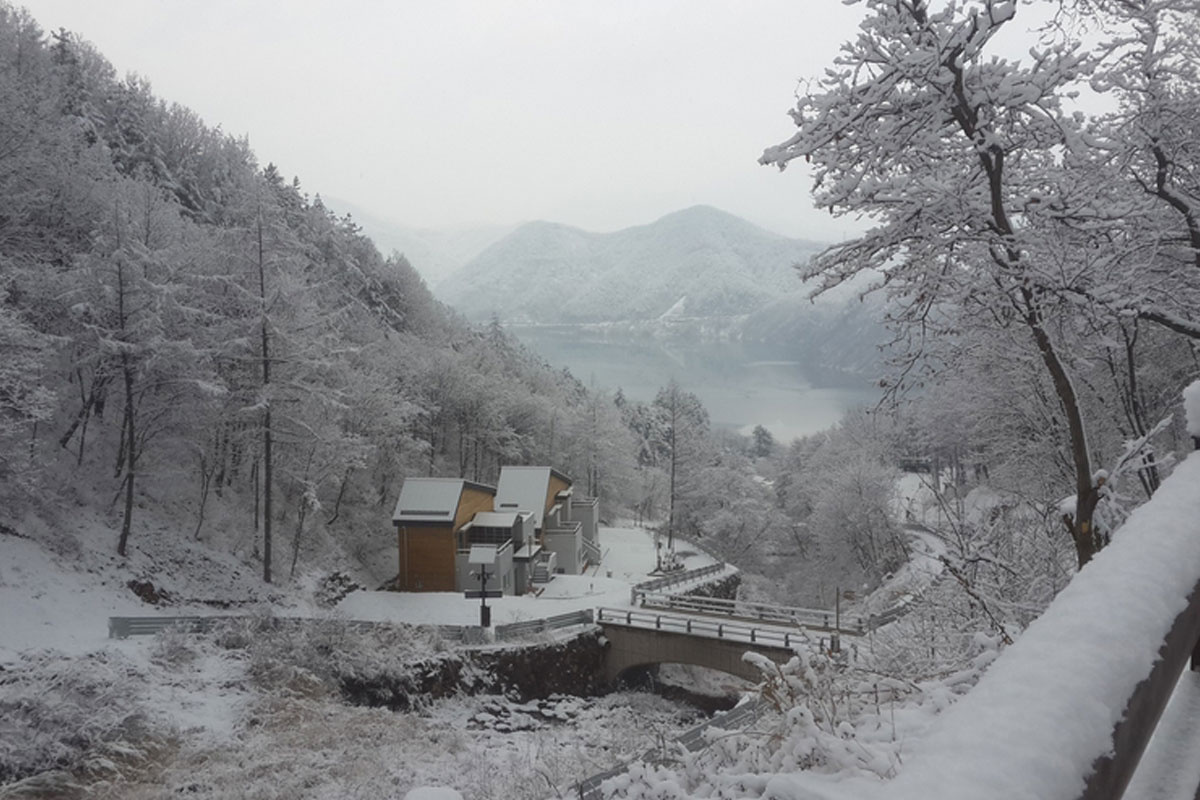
[{"left": 596, "top": 607, "right": 826, "bottom": 684}]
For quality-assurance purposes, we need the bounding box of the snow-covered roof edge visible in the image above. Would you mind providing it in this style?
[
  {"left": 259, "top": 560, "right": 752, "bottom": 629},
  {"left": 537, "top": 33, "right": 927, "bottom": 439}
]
[{"left": 391, "top": 478, "right": 496, "bottom": 524}]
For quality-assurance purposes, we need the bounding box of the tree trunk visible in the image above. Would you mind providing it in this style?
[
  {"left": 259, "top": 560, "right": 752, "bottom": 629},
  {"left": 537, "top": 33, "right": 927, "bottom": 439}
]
[
  {"left": 1021, "top": 288, "right": 1100, "bottom": 567},
  {"left": 193, "top": 452, "right": 213, "bottom": 540},
  {"left": 263, "top": 403, "right": 272, "bottom": 583},
  {"left": 251, "top": 457, "right": 260, "bottom": 535},
  {"left": 257, "top": 212, "right": 273, "bottom": 584},
  {"left": 116, "top": 353, "right": 136, "bottom": 557},
  {"left": 667, "top": 418, "right": 676, "bottom": 555},
  {"left": 290, "top": 497, "right": 307, "bottom": 580}
]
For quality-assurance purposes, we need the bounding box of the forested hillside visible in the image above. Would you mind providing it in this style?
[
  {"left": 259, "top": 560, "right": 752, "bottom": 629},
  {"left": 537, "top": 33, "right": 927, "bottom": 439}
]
[{"left": 0, "top": 5, "right": 642, "bottom": 586}]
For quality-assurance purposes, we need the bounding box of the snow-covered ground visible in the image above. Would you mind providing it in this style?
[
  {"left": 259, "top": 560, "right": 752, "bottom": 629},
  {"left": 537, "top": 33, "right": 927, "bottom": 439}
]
[
  {"left": 0, "top": 523, "right": 723, "bottom": 662},
  {"left": 0, "top": 520, "right": 730, "bottom": 798},
  {"left": 17, "top": 456, "right": 1197, "bottom": 800},
  {"left": 338, "top": 527, "right": 725, "bottom": 627},
  {"left": 0, "top": 507, "right": 297, "bottom": 664}
]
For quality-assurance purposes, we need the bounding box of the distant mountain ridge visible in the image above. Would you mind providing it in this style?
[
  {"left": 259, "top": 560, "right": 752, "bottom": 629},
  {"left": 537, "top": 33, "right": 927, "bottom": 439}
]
[
  {"left": 324, "top": 196, "right": 515, "bottom": 285},
  {"left": 435, "top": 206, "right": 825, "bottom": 323}
]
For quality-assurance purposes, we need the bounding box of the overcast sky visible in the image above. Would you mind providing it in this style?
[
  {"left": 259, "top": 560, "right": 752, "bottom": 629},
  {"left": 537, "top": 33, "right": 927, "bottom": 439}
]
[{"left": 20, "top": 1, "right": 873, "bottom": 239}]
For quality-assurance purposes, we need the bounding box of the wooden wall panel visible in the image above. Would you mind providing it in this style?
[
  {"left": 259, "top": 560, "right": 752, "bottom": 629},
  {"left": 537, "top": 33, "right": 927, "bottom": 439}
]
[
  {"left": 398, "top": 525, "right": 455, "bottom": 591},
  {"left": 455, "top": 486, "right": 496, "bottom": 530},
  {"left": 546, "top": 474, "right": 571, "bottom": 517}
]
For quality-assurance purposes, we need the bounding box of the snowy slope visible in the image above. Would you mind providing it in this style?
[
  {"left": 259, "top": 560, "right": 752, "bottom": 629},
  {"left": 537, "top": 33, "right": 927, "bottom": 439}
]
[{"left": 0, "top": 520, "right": 727, "bottom": 798}]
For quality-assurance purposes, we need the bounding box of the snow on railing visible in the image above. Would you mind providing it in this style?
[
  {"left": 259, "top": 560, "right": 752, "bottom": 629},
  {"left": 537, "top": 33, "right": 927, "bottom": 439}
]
[
  {"left": 866, "top": 453, "right": 1200, "bottom": 800},
  {"left": 1185, "top": 379, "right": 1200, "bottom": 446}
]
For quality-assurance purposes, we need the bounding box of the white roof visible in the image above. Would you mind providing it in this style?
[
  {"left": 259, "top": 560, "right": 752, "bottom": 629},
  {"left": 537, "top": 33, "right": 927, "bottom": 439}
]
[
  {"left": 391, "top": 478, "right": 464, "bottom": 524},
  {"left": 495, "top": 466, "right": 554, "bottom": 529},
  {"left": 467, "top": 544, "right": 497, "bottom": 565},
  {"left": 471, "top": 512, "right": 519, "bottom": 529},
  {"left": 512, "top": 542, "right": 542, "bottom": 560}
]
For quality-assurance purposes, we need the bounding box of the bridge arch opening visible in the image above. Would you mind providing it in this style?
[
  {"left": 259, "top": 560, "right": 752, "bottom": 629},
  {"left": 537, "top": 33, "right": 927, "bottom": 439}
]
[
  {"left": 613, "top": 663, "right": 752, "bottom": 714},
  {"left": 600, "top": 620, "right": 798, "bottom": 685}
]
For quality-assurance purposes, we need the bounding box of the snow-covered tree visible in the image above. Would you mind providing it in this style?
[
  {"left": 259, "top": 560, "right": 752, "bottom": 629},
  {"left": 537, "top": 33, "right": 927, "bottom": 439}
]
[
  {"left": 761, "top": 0, "right": 1200, "bottom": 567},
  {"left": 654, "top": 380, "right": 712, "bottom": 558}
]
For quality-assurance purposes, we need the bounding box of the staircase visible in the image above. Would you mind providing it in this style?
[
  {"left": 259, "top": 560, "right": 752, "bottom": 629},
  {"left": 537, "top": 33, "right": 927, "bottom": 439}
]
[
  {"left": 582, "top": 537, "right": 602, "bottom": 567},
  {"left": 532, "top": 552, "right": 558, "bottom": 583}
]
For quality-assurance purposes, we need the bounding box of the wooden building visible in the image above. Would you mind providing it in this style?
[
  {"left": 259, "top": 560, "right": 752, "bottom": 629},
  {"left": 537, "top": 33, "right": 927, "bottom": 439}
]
[
  {"left": 391, "top": 466, "right": 600, "bottom": 593},
  {"left": 392, "top": 478, "right": 495, "bottom": 592}
]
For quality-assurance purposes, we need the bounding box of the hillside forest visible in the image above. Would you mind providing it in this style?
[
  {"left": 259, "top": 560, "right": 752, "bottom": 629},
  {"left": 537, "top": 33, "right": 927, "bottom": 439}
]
[
  {"left": 1, "top": 0, "right": 1200, "bottom": 642},
  {"left": 0, "top": 4, "right": 834, "bottom": 598}
]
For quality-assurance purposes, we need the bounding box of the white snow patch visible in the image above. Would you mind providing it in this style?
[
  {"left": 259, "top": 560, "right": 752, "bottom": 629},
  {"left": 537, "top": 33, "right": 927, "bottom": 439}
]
[
  {"left": 1184, "top": 380, "right": 1200, "bottom": 438},
  {"left": 404, "top": 788, "right": 464, "bottom": 800}
]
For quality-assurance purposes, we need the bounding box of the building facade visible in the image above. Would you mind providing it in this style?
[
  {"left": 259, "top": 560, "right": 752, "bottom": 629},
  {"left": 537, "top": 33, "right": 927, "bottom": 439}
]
[{"left": 391, "top": 466, "right": 601, "bottom": 594}]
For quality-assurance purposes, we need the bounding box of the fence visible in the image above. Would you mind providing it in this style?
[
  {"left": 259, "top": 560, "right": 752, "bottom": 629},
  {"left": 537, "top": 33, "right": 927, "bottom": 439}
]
[
  {"left": 107, "top": 609, "right": 595, "bottom": 643},
  {"left": 108, "top": 615, "right": 237, "bottom": 638}
]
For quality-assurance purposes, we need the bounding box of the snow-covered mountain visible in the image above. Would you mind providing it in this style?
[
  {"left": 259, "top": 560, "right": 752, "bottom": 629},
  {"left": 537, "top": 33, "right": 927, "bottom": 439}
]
[{"left": 435, "top": 206, "right": 825, "bottom": 323}]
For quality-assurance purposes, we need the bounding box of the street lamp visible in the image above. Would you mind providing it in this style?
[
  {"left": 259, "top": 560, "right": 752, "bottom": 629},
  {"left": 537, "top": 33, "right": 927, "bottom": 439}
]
[{"left": 465, "top": 545, "right": 502, "bottom": 628}]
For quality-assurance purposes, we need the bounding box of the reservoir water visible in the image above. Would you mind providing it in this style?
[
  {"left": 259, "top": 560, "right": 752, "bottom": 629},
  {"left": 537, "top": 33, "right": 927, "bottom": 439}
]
[{"left": 510, "top": 325, "right": 880, "bottom": 443}]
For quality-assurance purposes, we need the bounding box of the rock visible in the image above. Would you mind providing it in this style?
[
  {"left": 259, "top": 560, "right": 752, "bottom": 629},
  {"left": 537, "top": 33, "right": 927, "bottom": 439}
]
[{"left": 127, "top": 579, "right": 172, "bottom": 605}]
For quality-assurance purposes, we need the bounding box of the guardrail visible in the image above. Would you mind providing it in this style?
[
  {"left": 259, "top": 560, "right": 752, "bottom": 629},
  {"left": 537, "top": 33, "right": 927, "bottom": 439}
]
[
  {"left": 595, "top": 607, "right": 808, "bottom": 650},
  {"left": 629, "top": 562, "right": 727, "bottom": 603},
  {"left": 494, "top": 609, "right": 594, "bottom": 640},
  {"left": 108, "top": 615, "right": 236, "bottom": 638}
]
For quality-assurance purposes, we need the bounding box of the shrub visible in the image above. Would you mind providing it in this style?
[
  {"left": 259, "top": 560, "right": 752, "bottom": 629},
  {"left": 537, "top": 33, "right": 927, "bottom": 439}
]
[{"left": 0, "top": 650, "right": 172, "bottom": 788}]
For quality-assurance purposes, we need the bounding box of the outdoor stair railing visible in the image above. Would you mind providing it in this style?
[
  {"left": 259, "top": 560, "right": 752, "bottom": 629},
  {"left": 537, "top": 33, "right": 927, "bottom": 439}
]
[{"left": 582, "top": 537, "right": 602, "bottom": 565}]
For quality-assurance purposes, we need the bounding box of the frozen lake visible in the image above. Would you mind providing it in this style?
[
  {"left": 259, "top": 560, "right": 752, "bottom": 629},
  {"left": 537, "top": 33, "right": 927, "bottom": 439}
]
[{"left": 510, "top": 325, "right": 879, "bottom": 443}]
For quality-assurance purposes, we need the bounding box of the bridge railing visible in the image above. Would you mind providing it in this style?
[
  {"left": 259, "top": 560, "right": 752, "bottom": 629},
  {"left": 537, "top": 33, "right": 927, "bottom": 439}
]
[
  {"left": 629, "top": 561, "right": 727, "bottom": 603},
  {"left": 596, "top": 606, "right": 807, "bottom": 650},
  {"left": 635, "top": 591, "right": 864, "bottom": 633}
]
